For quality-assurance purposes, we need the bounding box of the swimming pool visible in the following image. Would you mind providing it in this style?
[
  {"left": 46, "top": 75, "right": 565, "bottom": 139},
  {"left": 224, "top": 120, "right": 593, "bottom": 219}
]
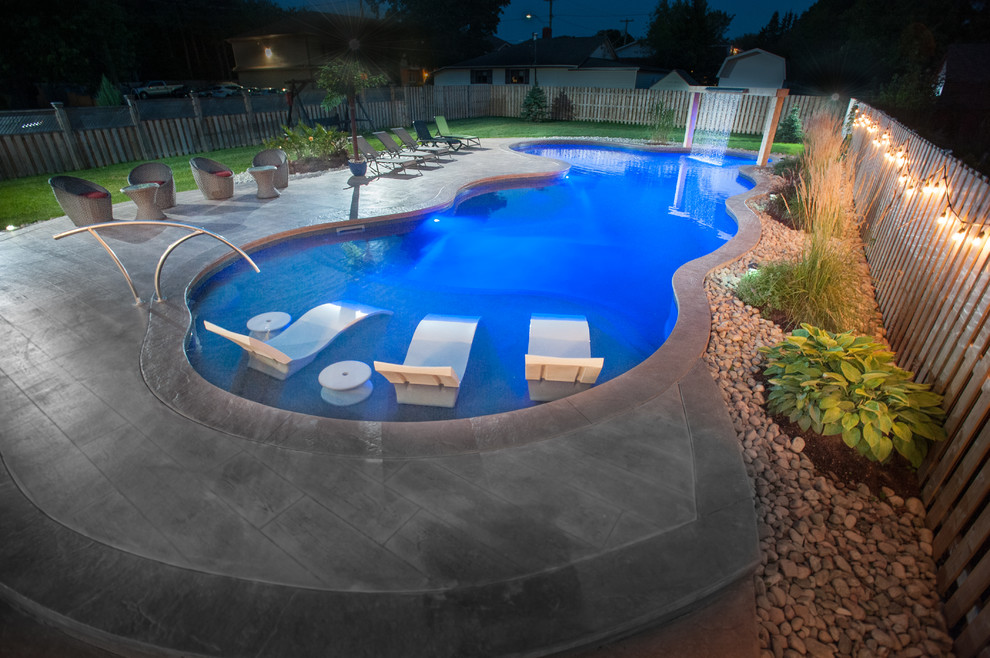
[{"left": 187, "top": 144, "right": 753, "bottom": 421}]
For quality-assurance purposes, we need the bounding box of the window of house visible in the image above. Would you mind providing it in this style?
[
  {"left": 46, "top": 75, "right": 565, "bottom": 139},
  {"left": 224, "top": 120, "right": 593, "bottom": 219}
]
[
  {"left": 471, "top": 69, "right": 493, "bottom": 84},
  {"left": 505, "top": 69, "right": 530, "bottom": 84}
]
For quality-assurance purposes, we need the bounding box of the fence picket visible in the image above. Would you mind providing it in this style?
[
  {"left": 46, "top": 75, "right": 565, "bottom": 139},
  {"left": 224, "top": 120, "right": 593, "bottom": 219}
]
[{"left": 851, "top": 103, "right": 990, "bottom": 658}]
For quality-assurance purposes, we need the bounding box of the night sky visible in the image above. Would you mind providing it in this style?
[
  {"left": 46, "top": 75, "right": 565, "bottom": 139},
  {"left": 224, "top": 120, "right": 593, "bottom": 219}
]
[{"left": 275, "top": 0, "right": 819, "bottom": 43}]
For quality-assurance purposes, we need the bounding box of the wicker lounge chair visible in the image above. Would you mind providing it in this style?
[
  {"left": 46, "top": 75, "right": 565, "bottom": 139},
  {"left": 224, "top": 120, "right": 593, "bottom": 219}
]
[
  {"left": 413, "top": 120, "right": 462, "bottom": 151},
  {"left": 127, "top": 162, "right": 176, "bottom": 209},
  {"left": 391, "top": 127, "right": 451, "bottom": 160},
  {"left": 525, "top": 314, "right": 604, "bottom": 402},
  {"left": 374, "top": 314, "right": 479, "bottom": 408},
  {"left": 252, "top": 149, "right": 289, "bottom": 189},
  {"left": 48, "top": 175, "right": 114, "bottom": 227},
  {"left": 190, "top": 157, "right": 234, "bottom": 200},
  {"left": 203, "top": 301, "right": 391, "bottom": 380},
  {"left": 355, "top": 136, "right": 422, "bottom": 177},
  {"left": 434, "top": 116, "right": 481, "bottom": 147}
]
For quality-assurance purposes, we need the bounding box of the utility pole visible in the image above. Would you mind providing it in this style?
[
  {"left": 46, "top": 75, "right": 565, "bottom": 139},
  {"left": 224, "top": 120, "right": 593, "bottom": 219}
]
[
  {"left": 544, "top": 0, "right": 554, "bottom": 38},
  {"left": 620, "top": 18, "right": 633, "bottom": 43}
]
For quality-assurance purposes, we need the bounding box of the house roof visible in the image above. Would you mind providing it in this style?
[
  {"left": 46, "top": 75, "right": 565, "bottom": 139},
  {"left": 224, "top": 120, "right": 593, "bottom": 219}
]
[
  {"left": 941, "top": 43, "right": 990, "bottom": 83},
  {"left": 438, "top": 36, "right": 615, "bottom": 70}
]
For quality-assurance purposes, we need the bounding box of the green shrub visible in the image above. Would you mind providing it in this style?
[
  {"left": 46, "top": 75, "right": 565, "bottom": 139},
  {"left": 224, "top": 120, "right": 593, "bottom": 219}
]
[
  {"left": 264, "top": 122, "right": 347, "bottom": 161},
  {"left": 776, "top": 106, "right": 803, "bottom": 143},
  {"left": 550, "top": 90, "right": 574, "bottom": 121},
  {"left": 520, "top": 84, "right": 549, "bottom": 122},
  {"left": 95, "top": 75, "right": 123, "bottom": 106},
  {"left": 761, "top": 324, "right": 946, "bottom": 467},
  {"left": 736, "top": 236, "right": 866, "bottom": 334}
]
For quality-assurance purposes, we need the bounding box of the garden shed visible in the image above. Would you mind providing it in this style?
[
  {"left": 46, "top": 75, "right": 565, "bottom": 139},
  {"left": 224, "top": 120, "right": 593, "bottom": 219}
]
[{"left": 716, "top": 48, "right": 786, "bottom": 89}]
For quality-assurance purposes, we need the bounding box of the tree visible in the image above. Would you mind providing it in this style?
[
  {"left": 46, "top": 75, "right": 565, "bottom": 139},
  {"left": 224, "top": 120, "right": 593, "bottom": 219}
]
[
  {"left": 775, "top": 106, "right": 803, "bottom": 143},
  {"left": 384, "top": 0, "right": 511, "bottom": 69},
  {"left": 317, "top": 59, "right": 387, "bottom": 163},
  {"left": 520, "top": 84, "right": 548, "bottom": 122},
  {"left": 645, "top": 0, "right": 734, "bottom": 83}
]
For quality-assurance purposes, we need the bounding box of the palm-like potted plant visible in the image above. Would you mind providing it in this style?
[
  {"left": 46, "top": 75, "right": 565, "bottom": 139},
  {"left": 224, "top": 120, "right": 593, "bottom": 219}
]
[{"left": 317, "top": 58, "right": 387, "bottom": 177}]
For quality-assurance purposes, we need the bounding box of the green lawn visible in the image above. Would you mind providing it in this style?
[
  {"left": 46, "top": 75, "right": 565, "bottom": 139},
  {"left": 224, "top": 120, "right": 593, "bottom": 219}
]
[{"left": 2, "top": 118, "right": 802, "bottom": 229}]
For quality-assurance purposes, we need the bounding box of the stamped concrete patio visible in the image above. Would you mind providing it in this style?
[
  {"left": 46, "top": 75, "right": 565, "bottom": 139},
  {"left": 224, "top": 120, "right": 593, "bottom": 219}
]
[{"left": 0, "top": 140, "right": 762, "bottom": 656}]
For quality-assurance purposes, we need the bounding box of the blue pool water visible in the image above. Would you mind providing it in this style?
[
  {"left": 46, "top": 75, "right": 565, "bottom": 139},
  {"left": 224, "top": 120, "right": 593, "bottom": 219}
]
[{"left": 187, "top": 145, "right": 752, "bottom": 421}]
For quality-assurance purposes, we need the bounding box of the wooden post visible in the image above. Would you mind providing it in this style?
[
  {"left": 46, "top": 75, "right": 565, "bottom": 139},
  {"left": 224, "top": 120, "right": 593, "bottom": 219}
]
[
  {"left": 242, "top": 89, "right": 260, "bottom": 145},
  {"left": 757, "top": 88, "right": 790, "bottom": 167},
  {"left": 50, "top": 102, "right": 84, "bottom": 170},
  {"left": 124, "top": 95, "right": 152, "bottom": 160},
  {"left": 189, "top": 93, "right": 211, "bottom": 152},
  {"left": 682, "top": 91, "right": 702, "bottom": 149}
]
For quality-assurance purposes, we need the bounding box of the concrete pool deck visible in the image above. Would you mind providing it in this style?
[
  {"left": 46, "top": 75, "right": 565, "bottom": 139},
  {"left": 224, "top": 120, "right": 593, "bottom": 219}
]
[{"left": 0, "top": 140, "right": 763, "bottom": 656}]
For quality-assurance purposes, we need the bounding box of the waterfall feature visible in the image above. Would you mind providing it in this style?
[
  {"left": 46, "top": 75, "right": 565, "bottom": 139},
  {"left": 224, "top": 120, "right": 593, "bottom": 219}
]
[{"left": 689, "top": 90, "right": 744, "bottom": 166}]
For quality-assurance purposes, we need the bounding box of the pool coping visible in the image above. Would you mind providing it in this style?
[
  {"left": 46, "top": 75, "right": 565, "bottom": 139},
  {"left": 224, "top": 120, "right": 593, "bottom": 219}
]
[
  {"left": 0, "top": 140, "right": 768, "bottom": 657},
  {"left": 141, "top": 144, "right": 767, "bottom": 460}
]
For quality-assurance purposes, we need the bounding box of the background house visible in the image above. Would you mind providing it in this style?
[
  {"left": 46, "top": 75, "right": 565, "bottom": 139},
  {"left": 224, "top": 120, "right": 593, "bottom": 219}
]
[
  {"left": 716, "top": 48, "right": 786, "bottom": 89},
  {"left": 227, "top": 12, "right": 421, "bottom": 93},
  {"left": 651, "top": 69, "right": 698, "bottom": 91},
  {"left": 432, "top": 36, "right": 643, "bottom": 89}
]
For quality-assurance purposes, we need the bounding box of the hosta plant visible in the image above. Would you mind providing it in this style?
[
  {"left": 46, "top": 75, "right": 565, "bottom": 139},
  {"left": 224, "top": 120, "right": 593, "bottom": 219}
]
[{"left": 761, "top": 324, "right": 946, "bottom": 467}]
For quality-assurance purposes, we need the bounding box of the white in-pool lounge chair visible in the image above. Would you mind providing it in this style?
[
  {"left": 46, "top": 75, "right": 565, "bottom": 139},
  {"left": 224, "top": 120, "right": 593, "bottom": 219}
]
[
  {"left": 525, "top": 314, "right": 604, "bottom": 402},
  {"left": 203, "top": 301, "right": 391, "bottom": 380},
  {"left": 374, "top": 314, "right": 479, "bottom": 408}
]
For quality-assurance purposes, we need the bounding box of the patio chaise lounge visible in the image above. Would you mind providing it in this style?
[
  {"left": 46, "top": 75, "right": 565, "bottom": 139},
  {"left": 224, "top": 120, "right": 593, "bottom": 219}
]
[
  {"left": 48, "top": 176, "right": 114, "bottom": 227},
  {"left": 372, "top": 131, "right": 435, "bottom": 165},
  {"left": 190, "top": 157, "right": 234, "bottom": 200},
  {"left": 203, "top": 301, "right": 391, "bottom": 380},
  {"left": 252, "top": 148, "right": 289, "bottom": 189},
  {"left": 434, "top": 115, "right": 481, "bottom": 147},
  {"left": 127, "top": 162, "right": 176, "bottom": 209},
  {"left": 391, "top": 127, "right": 451, "bottom": 160},
  {"left": 355, "top": 135, "right": 422, "bottom": 177},
  {"left": 413, "top": 120, "right": 462, "bottom": 151},
  {"left": 525, "top": 314, "right": 604, "bottom": 402},
  {"left": 374, "top": 314, "right": 480, "bottom": 408}
]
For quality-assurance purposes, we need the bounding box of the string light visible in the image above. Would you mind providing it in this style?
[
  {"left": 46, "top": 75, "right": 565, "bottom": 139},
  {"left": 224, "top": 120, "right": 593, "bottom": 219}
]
[{"left": 972, "top": 231, "right": 986, "bottom": 247}]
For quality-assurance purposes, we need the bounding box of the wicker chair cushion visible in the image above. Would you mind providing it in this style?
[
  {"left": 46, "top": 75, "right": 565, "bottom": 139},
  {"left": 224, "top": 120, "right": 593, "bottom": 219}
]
[
  {"left": 83, "top": 191, "right": 110, "bottom": 198},
  {"left": 215, "top": 171, "right": 233, "bottom": 177}
]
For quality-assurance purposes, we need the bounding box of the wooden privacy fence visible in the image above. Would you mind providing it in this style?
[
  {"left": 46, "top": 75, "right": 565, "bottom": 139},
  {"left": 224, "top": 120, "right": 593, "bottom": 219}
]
[
  {"left": 0, "top": 86, "right": 832, "bottom": 181},
  {"left": 849, "top": 102, "right": 990, "bottom": 658}
]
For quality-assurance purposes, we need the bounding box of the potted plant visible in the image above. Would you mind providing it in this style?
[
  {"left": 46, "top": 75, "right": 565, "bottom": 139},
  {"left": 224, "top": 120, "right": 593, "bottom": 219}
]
[{"left": 317, "top": 58, "right": 387, "bottom": 177}]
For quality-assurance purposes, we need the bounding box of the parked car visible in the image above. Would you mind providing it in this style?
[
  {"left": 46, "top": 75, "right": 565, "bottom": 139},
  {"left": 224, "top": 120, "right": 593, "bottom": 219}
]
[
  {"left": 206, "top": 83, "right": 245, "bottom": 98},
  {"left": 248, "top": 86, "right": 282, "bottom": 96},
  {"left": 132, "top": 80, "right": 188, "bottom": 99}
]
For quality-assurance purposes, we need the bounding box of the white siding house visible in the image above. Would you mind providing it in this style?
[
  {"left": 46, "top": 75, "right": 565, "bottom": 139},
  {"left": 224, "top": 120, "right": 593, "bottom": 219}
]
[{"left": 433, "top": 36, "right": 643, "bottom": 89}]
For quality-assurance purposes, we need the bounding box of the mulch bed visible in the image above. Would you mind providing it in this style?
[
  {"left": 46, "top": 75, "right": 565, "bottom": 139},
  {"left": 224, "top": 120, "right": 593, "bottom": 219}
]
[{"left": 771, "top": 413, "right": 922, "bottom": 499}]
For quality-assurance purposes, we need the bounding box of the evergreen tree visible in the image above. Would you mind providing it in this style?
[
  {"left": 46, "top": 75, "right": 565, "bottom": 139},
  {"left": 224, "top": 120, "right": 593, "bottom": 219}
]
[
  {"left": 776, "top": 106, "right": 803, "bottom": 143},
  {"left": 95, "top": 75, "right": 123, "bottom": 106},
  {"left": 521, "top": 84, "right": 549, "bottom": 122}
]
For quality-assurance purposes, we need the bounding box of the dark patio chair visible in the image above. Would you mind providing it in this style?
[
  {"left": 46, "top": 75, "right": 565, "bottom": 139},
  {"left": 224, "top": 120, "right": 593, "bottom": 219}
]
[
  {"left": 48, "top": 175, "right": 113, "bottom": 227},
  {"left": 127, "top": 162, "right": 176, "bottom": 209}
]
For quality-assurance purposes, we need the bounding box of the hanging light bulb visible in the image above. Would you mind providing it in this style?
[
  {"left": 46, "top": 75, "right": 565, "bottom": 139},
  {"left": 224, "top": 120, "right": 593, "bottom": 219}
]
[
  {"left": 972, "top": 231, "right": 985, "bottom": 247},
  {"left": 953, "top": 226, "right": 967, "bottom": 242},
  {"left": 904, "top": 183, "right": 915, "bottom": 196},
  {"left": 937, "top": 209, "right": 953, "bottom": 225}
]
